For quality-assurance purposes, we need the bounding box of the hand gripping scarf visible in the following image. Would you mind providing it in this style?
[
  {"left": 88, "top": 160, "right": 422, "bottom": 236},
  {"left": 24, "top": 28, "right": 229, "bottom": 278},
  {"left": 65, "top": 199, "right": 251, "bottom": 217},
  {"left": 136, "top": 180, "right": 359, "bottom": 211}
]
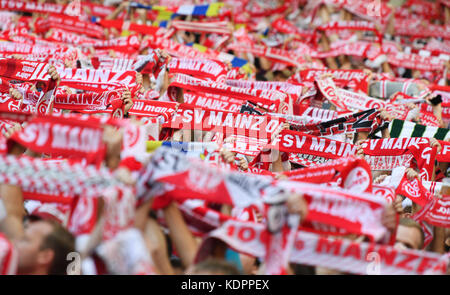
[{"left": 138, "top": 147, "right": 390, "bottom": 241}]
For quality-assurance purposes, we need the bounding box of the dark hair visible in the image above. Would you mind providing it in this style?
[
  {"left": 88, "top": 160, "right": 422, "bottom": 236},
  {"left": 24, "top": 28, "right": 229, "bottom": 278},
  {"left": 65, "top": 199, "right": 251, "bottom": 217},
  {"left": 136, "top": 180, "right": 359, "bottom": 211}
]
[
  {"left": 170, "top": 256, "right": 183, "bottom": 270},
  {"left": 399, "top": 218, "right": 425, "bottom": 249},
  {"left": 38, "top": 219, "right": 76, "bottom": 275},
  {"left": 191, "top": 259, "right": 241, "bottom": 275},
  {"left": 292, "top": 263, "right": 316, "bottom": 275}
]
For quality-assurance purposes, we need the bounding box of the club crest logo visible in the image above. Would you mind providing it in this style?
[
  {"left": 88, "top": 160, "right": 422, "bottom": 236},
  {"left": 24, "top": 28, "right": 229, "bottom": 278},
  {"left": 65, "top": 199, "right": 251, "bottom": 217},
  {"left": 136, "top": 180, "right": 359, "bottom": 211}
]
[{"left": 344, "top": 167, "right": 370, "bottom": 192}]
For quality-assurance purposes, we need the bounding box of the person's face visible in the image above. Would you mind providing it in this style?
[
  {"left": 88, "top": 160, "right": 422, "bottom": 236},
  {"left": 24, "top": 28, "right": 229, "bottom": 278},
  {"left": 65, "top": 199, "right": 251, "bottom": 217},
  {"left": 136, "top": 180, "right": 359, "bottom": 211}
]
[
  {"left": 274, "top": 73, "right": 285, "bottom": 82},
  {"left": 395, "top": 225, "right": 422, "bottom": 250},
  {"left": 16, "top": 220, "right": 53, "bottom": 275},
  {"left": 445, "top": 228, "right": 450, "bottom": 251}
]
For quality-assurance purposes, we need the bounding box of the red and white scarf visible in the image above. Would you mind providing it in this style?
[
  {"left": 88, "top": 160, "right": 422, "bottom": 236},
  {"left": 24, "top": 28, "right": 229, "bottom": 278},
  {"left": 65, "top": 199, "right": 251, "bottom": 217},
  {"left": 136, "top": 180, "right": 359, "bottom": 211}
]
[
  {"left": 313, "top": 41, "right": 373, "bottom": 59},
  {"left": 294, "top": 68, "right": 369, "bottom": 93},
  {"left": 86, "top": 35, "right": 141, "bottom": 52},
  {"left": 337, "top": 89, "right": 410, "bottom": 119},
  {"left": 57, "top": 68, "right": 138, "bottom": 92},
  {"left": 394, "top": 19, "right": 450, "bottom": 40},
  {"left": 45, "top": 29, "right": 96, "bottom": 46},
  {"left": 197, "top": 219, "right": 448, "bottom": 275},
  {"left": 270, "top": 129, "right": 357, "bottom": 160},
  {"left": 413, "top": 195, "right": 450, "bottom": 228},
  {"left": 34, "top": 15, "right": 104, "bottom": 39},
  {"left": 162, "top": 104, "right": 285, "bottom": 140},
  {"left": 146, "top": 35, "right": 211, "bottom": 60},
  {"left": 141, "top": 147, "right": 389, "bottom": 241},
  {"left": 271, "top": 17, "right": 315, "bottom": 40},
  {"left": 183, "top": 92, "right": 243, "bottom": 113},
  {"left": 396, "top": 175, "right": 435, "bottom": 207},
  {"left": 53, "top": 90, "right": 122, "bottom": 111},
  {"left": 9, "top": 114, "right": 107, "bottom": 164},
  {"left": 387, "top": 52, "right": 446, "bottom": 72},
  {"left": 226, "top": 79, "right": 302, "bottom": 101},
  {"left": 84, "top": 100, "right": 178, "bottom": 123},
  {"left": 0, "top": 0, "right": 67, "bottom": 15},
  {"left": 0, "top": 233, "right": 18, "bottom": 275},
  {"left": 0, "top": 154, "right": 119, "bottom": 202},
  {"left": 168, "top": 58, "right": 228, "bottom": 83},
  {"left": 315, "top": 76, "right": 349, "bottom": 111},
  {"left": 168, "top": 74, "right": 283, "bottom": 112},
  {"left": 227, "top": 42, "right": 306, "bottom": 68},
  {"left": 171, "top": 20, "right": 232, "bottom": 35},
  {"left": 315, "top": 21, "right": 382, "bottom": 44},
  {"left": 282, "top": 156, "right": 373, "bottom": 193}
]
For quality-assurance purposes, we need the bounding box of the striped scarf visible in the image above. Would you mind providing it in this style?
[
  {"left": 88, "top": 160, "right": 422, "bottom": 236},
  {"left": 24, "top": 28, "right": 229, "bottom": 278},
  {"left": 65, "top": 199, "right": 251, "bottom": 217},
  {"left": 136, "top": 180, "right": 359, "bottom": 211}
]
[
  {"left": 389, "top": 119, "right": 450, "bottom": 140},
  {"left": 171, "top": 20, "right": 232, "bottom": 35},
  {"left": 0, "top": 155, "right": 120, "bottom": 203}
]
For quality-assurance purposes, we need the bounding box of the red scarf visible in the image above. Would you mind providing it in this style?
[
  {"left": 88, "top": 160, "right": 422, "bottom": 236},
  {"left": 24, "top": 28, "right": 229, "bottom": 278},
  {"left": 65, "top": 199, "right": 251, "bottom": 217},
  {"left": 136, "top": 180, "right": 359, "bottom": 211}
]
[
  {"left": 82, "top": 100, "right": 178, "bottom": 123},
  {"left": 45, "top": 29, "right": 96, "bottom": 46},
  {"left": 395, "top": 0, "right": 440, "bottom": 19},
  {"left": 394, "top": 19, "right": 450, "bottom": 40},
  {"left": 197, "top": 219, "right": 448, "bottom": 275},
  {"left": 226, "top": 42, "right": 306, "bottom": 67},
  {"left": 57, "top": 68, "right": 138, "bottom": 92},
  {"left": 387, "top": 52, "right": 446, "bottom": 72},
  {"left": 168, "top": 58, "right": 228, "bottom": 82},
  {"left": 315, "top": 20, "right": 382, "bottom": 44},
  {"left": 99, "top": 19, "right": 167, "bottom": 37},
  {"left": 162, "top": 103, "right": 285, "bottom": 140},
  {"left": 414, "top": 195, "right": 450, "bottom": 228},
  {"left": 34, "top": 15, "right": 104, "bottom": 39},
  {"left": 0, "top": 58, "right": 51, "bottom": 83},
  {"left": 226, "top": 79, "right": 302, "bottom": 102},
  {"left": 282, "top": 156, "right": 373, "bottom": 193},
  {"left": 0, "top": 0, "right": 66, "bottom": 14},
  {"left": 396, "top": 175, "right": 435, "bottom": 207},
  {"left": 0, "top": 58, "right": 58, "bottom": 115},
  {"left": 53, "top": 90, "right": 123, "bottom": 111},
  {"left": 87, "top": 35, "right": 141, "bottom": 53},
  {"left": 295, "top": 68, "right": 369, "bottom": 93},
  {"left": 183, "top": 92, "right": 243, "bottom": 113},
  {"left": 146, "top": 35, "right": 211, "bottom": 60},
  {"left": 272, "top": 17, "right": 315, "bottom": 40},
  {"left": 89, "top": 51, "right": 163, "bottom": 76},
  {"left": 9, "top": 114, "right": 107, "bottom": 164},
  {"left": 168, "top": 74, "right": 283, "bottom": 112},
  {"left": 0, "top": 154, "right": 118, "bottom": 203},
  {"left": 171, "top": 20, "right": 232, "bottom": 35},
  {"left": 315, "top": 76, "right": 350, "bottom": 111},
  {"left": 141, "top": 147, "right": 389, "bottom": 241},
  {"left": 270, "top": 130, "right": 357, "bottom": 160}
]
